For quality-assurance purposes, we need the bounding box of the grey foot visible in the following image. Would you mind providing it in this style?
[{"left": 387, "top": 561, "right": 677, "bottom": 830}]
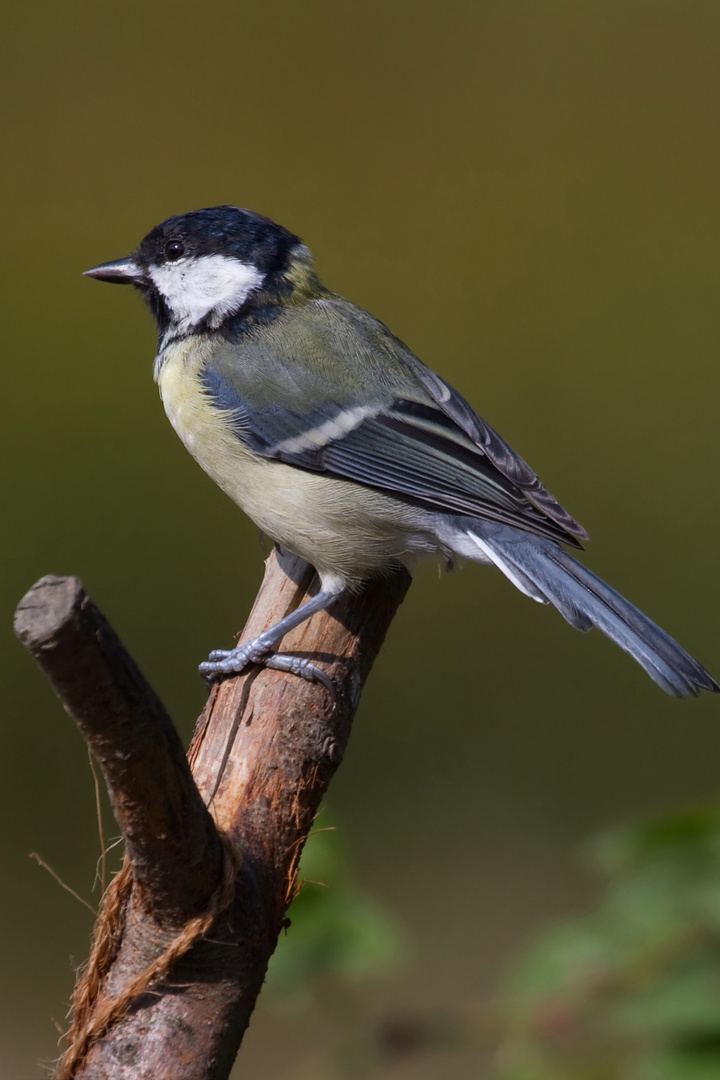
[
  {"left": 264, "top": 652, "right": 335, "bottom": 696},
  {"left": 199, "top": 642, "right": 334, "bottom": 696},
  {"left": 199, "top": 639, "right": 270, "bottom": 680},
  {"left": 198, "top": 584, "right": 345, "bottom": 696}
]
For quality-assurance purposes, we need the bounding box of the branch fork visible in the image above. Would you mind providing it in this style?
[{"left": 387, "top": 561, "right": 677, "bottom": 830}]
[{"left": 14, "top": 550, "right": 409, "bottom": 1079}]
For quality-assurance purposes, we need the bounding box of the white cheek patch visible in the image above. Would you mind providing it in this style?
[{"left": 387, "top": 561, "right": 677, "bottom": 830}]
[{"left": 149, "top": 254, "right": 265, "bottom": 332}]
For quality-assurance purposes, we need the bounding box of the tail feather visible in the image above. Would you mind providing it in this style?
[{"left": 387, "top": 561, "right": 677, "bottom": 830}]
[{"left": 460, "top": 522, "right": 718, "bottom": 698}]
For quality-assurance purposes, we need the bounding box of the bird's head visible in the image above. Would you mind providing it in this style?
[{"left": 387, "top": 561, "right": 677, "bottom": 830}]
[{"left": 84, "top": 205, "right": 315, "bottom": 339}]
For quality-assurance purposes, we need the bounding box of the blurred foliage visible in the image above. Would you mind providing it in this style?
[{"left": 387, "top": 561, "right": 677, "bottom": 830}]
[
  {"left": 267, "top": 821, "right": 404, "bottom": 1006},
  {"left": 494, "top": 806, "right": 720, "bottom": 1080},
  {"left": 260, "top": 819, "right": 414, "bottom": 1080},
  {"left": 271, "top": 806, "right": 720, "bottom": 1078}
]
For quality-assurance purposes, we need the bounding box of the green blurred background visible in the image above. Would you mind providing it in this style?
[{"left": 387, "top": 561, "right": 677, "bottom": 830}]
[{"left": 2, "top": 1, "right": 719, "bottom": 1076}]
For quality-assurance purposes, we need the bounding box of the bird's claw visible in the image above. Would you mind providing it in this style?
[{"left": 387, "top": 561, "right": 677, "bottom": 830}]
[
  {"left": 199, "top": 642, "right": 335, "bottom": 700},
  {"left": 206, "top": 648, "right": 231, "bottom": 661},
  {"left": 198, "top": 640, "right": 270, "bottom": 680},
  {"left": 264, "top": 653, "right": 336, "bottom": 699}
]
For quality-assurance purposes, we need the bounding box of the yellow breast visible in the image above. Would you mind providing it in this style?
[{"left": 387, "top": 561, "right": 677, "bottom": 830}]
[{"left": 156, "top": 336, "right": 266, "bottom": 503}]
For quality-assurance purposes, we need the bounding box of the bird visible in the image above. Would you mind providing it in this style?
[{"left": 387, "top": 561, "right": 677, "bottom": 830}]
[{"left": 84, "top": 205, "right": 717, "bottom": 699}]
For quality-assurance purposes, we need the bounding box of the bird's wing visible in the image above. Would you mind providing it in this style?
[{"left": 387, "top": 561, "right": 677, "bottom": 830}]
[
  {"left": 203, "top": 299, "right": 587, "bottom": 546},
  {"left": 400, "top": 357, "right": 589, "bottom": 541}
]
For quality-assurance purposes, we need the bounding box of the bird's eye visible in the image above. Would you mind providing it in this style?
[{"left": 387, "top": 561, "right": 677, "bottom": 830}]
[{"left": 165, "top": 239, "right": 185, "bottom": 261}]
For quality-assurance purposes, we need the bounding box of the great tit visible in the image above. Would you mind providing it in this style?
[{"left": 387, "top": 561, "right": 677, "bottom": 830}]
[{"left": 85, "top": 205, "right": 717, "bottom": 698}]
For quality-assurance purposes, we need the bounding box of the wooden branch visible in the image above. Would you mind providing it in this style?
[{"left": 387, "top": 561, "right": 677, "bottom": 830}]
[
  {"left": 15, "top": 551, "right": 410, "bottom": 1079},
  {"left": 14, "top": 575, "right": 223, "bottom": 921}
]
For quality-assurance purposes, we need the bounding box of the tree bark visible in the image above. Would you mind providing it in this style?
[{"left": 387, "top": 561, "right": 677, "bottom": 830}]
[{"left": 14, "top": 549, "right": 410, "bottom": 1079}]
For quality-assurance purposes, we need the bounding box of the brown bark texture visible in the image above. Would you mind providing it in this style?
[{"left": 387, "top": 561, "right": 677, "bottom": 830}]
[{"left": 14, "top": 550, "right": 410, "bottom": 1079}]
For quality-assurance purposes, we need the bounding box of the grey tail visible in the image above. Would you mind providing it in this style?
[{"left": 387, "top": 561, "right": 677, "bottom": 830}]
[{"left": 460, "top": 522, "right": 718, "bottom": 698}]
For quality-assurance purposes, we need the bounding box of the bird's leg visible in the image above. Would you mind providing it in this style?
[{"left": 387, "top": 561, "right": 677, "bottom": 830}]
[{"left": 198, "top": 585, "right": 344, "bottom": 691}]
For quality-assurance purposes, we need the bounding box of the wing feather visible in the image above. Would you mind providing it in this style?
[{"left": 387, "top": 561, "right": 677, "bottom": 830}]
[
  {"left": 405, "top": 363, "right": 589, "bottom": 540},
  {"left": 201, "top": 297, "right": 587, "bottom": 548}
]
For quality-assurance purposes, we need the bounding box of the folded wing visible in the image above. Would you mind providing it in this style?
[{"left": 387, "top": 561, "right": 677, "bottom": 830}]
[{"left": 203, "top": 298, "right": 587, "bottom": 547}]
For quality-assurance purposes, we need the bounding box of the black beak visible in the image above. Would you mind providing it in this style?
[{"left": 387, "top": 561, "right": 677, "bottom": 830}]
[{"left": 83, "top": 255, "right": 144, "bottom": 285}]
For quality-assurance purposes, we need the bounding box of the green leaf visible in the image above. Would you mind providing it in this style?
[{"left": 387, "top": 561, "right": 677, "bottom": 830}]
[{"left": 265, "top": 820, "right": 404, "bottom": 1002}]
